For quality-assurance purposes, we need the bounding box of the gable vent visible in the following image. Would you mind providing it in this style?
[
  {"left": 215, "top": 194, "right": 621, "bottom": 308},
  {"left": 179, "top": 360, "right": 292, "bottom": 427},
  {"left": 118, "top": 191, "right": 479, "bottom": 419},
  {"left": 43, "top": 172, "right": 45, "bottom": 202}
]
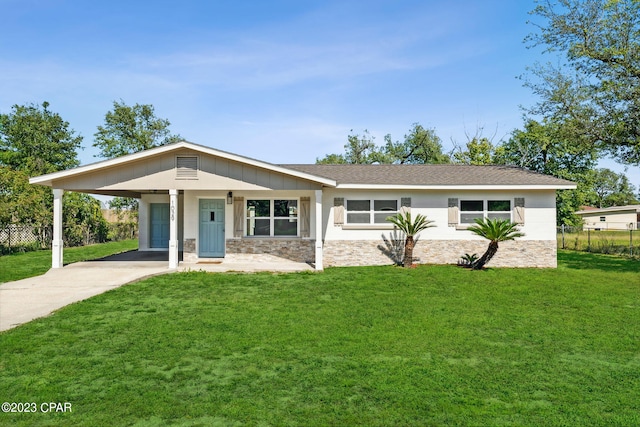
[{"left": 176, "top": 156, "right": 198, "bottom": 178}]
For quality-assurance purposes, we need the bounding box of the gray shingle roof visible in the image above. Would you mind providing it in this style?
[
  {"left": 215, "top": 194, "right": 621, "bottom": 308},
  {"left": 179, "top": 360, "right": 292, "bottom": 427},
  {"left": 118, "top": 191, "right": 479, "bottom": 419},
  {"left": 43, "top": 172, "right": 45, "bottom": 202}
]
[{"left": 280, "top": 164, "right": 576, "bottom": 187}]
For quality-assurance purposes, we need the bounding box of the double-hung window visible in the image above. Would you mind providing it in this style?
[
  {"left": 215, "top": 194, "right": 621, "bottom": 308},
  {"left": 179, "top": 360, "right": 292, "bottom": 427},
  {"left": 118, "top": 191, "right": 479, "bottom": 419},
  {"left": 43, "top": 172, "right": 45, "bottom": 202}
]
[
  {"left": 246, "top": 199, "right": 298, "bottom": 236},
  {"left": 346, "top": 199, "right": 398, "bottom": 224},
  {"left": 460, "top": 200, "right": 511, "bottom": 224}
]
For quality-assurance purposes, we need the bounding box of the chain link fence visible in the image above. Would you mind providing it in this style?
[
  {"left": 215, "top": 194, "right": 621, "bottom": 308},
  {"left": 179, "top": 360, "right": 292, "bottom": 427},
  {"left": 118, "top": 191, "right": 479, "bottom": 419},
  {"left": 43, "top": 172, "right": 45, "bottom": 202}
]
[
  {"left": 1, "top": 222, "right": 138, "bottom": 255},
  {"left": 558, "top": 225, "right": 640, "bottom": 257},
  {"left": 0, "top": 225, "right": 52, "bottom": 254}
]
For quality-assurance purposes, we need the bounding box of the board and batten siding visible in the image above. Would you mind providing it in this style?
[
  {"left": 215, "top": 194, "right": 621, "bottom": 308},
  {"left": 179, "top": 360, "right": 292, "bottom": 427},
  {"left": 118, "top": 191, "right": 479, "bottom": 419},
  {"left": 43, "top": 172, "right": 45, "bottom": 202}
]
[{"left": 50, "top": 150, "right": 322, "bottom": 192}]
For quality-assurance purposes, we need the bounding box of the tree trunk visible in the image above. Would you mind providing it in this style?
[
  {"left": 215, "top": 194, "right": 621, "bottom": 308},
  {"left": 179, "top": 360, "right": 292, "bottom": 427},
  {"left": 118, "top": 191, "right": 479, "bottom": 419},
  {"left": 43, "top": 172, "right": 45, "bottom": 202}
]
[
  {"left": 403, "top": 236, "right": 415, "bottom": 268},
  {"left": 471, "top": 241, "right": 499, "bottom": 270}
]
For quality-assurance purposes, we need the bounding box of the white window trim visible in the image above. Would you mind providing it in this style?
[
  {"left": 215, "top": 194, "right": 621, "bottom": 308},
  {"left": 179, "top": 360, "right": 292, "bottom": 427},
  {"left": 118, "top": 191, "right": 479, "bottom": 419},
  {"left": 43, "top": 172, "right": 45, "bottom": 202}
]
[
  {"left": 344, "top": 198, "right": 399, "bottom": 228},
  {"left": 459, "top": 199, "right": 512, "bottom": 226},
  {"left": 245, "top": 198, "right": 300, "bottom": 237},
  {"left": 342, "top": 197, "right": 400, "bottom": 229}
]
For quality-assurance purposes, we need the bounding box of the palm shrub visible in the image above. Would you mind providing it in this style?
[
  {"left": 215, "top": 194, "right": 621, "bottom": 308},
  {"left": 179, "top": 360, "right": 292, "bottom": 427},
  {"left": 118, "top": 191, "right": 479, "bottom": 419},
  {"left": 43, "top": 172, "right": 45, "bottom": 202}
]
[
  {"left": 387, "top": 211, "right": 435, "bottom": 268},
  {"left": 467, "top": 217, "right": 524, "bottom": 270}
]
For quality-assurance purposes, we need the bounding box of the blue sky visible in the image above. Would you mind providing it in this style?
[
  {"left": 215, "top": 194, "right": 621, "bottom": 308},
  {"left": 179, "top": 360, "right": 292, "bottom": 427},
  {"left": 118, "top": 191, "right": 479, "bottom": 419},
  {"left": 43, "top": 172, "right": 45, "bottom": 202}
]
[{"left": 1, "top": 0, "right": 638, "bottom": 185}]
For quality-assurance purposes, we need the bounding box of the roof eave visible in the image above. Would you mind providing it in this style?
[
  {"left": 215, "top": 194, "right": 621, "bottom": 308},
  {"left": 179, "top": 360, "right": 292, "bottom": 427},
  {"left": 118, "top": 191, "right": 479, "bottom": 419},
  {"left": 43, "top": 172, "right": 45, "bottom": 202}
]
[{"left": 335, "top": 184, "right": 578, "bottom": 190}]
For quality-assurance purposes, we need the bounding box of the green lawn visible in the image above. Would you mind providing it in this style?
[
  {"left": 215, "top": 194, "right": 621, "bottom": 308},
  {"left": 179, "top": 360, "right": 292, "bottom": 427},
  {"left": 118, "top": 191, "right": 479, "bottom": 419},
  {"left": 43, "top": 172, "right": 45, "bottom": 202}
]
[
  {"left": 0, "top": 251, "right": 638, "bottom": 426},
  {"left": 0, "top": 239, "right": 138, "bottom": 283}
]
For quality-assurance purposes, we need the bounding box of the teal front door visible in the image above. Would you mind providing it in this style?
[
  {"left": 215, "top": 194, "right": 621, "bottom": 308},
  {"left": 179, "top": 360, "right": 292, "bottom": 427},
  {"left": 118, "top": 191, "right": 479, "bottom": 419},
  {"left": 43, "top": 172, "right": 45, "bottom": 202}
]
[
  {"left": 150, "top": 203, "right": 170, "bottom": 248},
  {"left": 199, "top": 199, "right": 225, "bottom": 257}
]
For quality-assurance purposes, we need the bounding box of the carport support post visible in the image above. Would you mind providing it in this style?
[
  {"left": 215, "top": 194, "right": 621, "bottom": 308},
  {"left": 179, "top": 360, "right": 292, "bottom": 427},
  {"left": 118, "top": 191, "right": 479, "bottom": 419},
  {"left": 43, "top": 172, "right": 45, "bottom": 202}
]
[
  {"left": 314, "top": 189, "right": 323, "bottom": 271},
  {"left": 169, "top": 189, "right": 179, "bottom": 269},
  {"left": 52, "top": 189, "right": 64, "bottom": 268}
]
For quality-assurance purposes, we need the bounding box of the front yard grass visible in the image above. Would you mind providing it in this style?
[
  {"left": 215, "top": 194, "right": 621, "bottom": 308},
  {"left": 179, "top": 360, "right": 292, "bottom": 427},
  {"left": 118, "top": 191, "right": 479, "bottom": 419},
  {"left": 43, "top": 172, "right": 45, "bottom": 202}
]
[
  {"left": 0, "top": 250, "right": 638, "bottom": 426},
  {"left": 0, "top": 239, "right": 138, "bottom": 283}
]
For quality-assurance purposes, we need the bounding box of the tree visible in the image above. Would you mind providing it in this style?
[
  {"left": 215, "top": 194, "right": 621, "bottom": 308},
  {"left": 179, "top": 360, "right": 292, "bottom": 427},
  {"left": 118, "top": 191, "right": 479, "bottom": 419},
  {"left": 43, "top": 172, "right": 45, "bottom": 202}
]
[
  {"left": 0, "top": 102, "right": 82, "bottom": 175},
  {"left": 526, "top": 0, "right": 640, "bottom": 165},
  {"left": 94, "top": 100, "right": 182, "bottom": 159},
  {"left": 497, "top": 119, "right": 598, "bottom": 225},
  {"left": 316, "top": 124, "right": 450, "bottom": 164},
  {"left": 381, "top": 124, "right": 450, "bottom": 164},
  {"left": 467, "top": 218, "right": 524, "bottom": 270},
  {"left": 317, "top": 130, "right": 378, "bottom": 164},
  {"left": 0, "top": 167, "right": 51, "bottom": 228},
  {"left": 0, "top": 102, "right": 83, "bottom": 234},
  {"left": 94, "top": 101, "right": 181, "bottom": 222},
  {"left": 63, "top": 192, "right": 109, "bottom": 246},
  {"left": 453, "top": 137, "right": 497, "bottom": 165},
  {"left": 590, "top": 168, "right": 638, "bottom": 207},
  {"left": 386, "top": 211, "right": 435, "bottom": 268}
]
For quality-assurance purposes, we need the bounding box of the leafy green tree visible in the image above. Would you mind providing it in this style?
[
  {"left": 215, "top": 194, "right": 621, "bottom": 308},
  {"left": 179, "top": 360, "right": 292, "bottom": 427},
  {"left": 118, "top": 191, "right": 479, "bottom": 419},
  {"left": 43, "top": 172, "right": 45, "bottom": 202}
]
[
  {"left": 94, "top": 100, "right": 182, "bottom": 159},
  {"left": 317, "top": 130, "right": 378, "bottom": 164},
  {"left": 386, "top": 211, "right": 435, "bottom": 268},
  {"left": 94, "top": 100, "right": 181, "bottom": 222},
  {"left": 467, "top": 218, "right": 524, "bottom": 270},
  {"left": 0, "top": 102, "right": 82, "bottom": 175},
  {"left": 497, "top": 119, "right": 598, "bottom": 225},
  {"left": 63, "top": 192, "right": 109, "bottom": 246},
  {"left": 0, "top": 167, "right": 51, "bottom": 228},
  {"left": 590, "top": 168, "right": 638, "bottom": 208},
  {"left": 0, "top": 102, "right": 83, "bottom": 238},
  {"left": 526, "top": 0, "right": 640, "bottom": 165},
  {"left": 316, "top": 124, "right": 450, "bottom": 165},
  {"left": 380, "top": 123, "right": 450, "bottom": 164},
  {"left": 453, "top": 137, "right": 497, "bottom": 165}
]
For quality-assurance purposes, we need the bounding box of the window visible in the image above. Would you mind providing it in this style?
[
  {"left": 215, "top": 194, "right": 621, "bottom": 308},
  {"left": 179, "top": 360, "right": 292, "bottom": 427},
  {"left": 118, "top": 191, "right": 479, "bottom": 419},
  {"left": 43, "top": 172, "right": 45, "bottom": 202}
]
[
  {"left": 346, "top": 199, "right": 398, "bottom": 224},
  {"left": 488, "top": 200, "right": 511, "bottom": 220},
  {"left": 600, "top": 216, "right": 606, "bottom": 222},
  {"left": 460, "top": 200, "right": 511, "bottom": 223},
  {"left": 246, "top": 199, "right": 298, "bottom": 236}
]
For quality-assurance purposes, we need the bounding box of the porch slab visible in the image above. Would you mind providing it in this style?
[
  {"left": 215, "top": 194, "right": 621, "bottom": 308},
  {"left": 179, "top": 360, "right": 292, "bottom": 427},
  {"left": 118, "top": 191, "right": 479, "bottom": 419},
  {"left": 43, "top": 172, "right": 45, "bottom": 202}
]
[{"left": 181, "top": 253, "right": 314, "bottom": 273}]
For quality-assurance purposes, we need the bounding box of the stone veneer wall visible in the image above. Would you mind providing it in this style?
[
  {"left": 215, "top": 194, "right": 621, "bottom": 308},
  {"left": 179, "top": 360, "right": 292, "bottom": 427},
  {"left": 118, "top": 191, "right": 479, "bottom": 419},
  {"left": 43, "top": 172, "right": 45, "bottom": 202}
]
[
  {"left": 226, "top": 238, "right": 315, "bottom": 263},
  {"left": 323, "top": 240, "right": 557, "bottom": 268}
]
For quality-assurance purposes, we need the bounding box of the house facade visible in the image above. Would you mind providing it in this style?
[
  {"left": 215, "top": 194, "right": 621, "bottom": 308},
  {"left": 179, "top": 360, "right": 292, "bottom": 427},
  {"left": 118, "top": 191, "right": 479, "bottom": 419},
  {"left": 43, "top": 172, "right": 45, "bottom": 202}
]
[
  {"left": 576, "top": 205, "right": 640, "bottom": 230},
  {"left": 30, "top": 141, "right": 576, "bottom": 270}
]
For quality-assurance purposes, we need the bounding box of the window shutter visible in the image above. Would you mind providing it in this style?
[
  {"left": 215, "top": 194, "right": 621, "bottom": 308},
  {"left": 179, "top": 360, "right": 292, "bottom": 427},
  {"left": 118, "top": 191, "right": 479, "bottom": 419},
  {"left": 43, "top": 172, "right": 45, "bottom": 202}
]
[
  {"left": 400, "top": 197, "right": 411, "bottom": 214},
  {"left": 300, "top": 197, "right": 311, "bottom": 237},
  {"left": 448, "top": 198, "right": 459, "bottom": 226},
  {"left": 514, "top": 198, "right": 525, "bottom": 225},
  {"left": 333, "top": 197, "right": 344, "bottom": 225},
  {"left": 233, "top": 197, "right": 244, "bottom": 237},
  {"left": 176, "top": 156, "right": 198, "bottom": 178}
]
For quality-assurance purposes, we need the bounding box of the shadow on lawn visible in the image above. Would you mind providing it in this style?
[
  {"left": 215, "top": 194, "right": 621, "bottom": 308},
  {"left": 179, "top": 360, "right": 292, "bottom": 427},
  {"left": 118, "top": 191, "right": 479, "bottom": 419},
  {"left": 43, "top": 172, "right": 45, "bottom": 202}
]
[{"left": 558, "top": 250, "right": 640, "bottom": 273}]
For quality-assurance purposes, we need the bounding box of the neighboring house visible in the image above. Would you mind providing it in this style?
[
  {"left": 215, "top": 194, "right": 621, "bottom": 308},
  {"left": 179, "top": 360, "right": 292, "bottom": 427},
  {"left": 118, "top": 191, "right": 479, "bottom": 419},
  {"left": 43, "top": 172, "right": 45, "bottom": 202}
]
[
  {"left": 30, "top": 141, "right": 576, "bottom": 270},
  {"left": 576, "top": 205, "right": 640, "bottom": 230}
]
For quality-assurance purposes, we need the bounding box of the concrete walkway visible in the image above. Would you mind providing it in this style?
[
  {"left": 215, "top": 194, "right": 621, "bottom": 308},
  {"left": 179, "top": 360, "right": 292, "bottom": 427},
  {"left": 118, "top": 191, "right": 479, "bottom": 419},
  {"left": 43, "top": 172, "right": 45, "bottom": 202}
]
[{"left": 0, "top": 252, "right": 312, "bottom": 332}]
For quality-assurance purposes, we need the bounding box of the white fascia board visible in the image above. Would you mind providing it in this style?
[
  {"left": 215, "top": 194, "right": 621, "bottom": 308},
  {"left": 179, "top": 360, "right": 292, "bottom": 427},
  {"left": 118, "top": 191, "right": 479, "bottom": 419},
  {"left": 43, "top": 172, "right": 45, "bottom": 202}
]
[
  {"left": 335, "top": 184, "right": 577, "bottom": 191},
  {"left": 30, "top": 141, "right": 337, "bottom": 187}
]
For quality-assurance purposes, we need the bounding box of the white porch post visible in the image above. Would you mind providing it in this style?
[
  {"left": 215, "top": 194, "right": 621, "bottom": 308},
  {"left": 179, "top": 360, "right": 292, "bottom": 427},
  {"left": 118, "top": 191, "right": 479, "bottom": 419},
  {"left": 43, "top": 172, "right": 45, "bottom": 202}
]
[
  {"left": 169, "top": 189, "right": 179, "bottom": 269},
  {"left": 314, "top": 189, "right": 323, "bottom": 271},
  {"left": 52, "top": 189, "right": 64, "bottom": 269}
]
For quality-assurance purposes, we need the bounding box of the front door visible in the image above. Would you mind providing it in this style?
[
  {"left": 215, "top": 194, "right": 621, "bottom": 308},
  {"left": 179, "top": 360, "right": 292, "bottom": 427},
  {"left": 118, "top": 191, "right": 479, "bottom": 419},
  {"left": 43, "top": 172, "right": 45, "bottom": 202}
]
[
  {"left": 199, "top": 199, "right": 225, "bottom": 257},
  {"left": 150, "top": 203, "right": 170, "bottom": 248}
]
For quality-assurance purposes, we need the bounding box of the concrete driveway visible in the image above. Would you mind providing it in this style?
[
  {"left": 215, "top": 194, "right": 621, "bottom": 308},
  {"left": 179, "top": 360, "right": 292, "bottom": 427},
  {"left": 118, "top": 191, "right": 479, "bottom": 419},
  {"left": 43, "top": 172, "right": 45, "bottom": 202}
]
[{"left": 0, "top": 251, "right": 313, "bottom": 332}]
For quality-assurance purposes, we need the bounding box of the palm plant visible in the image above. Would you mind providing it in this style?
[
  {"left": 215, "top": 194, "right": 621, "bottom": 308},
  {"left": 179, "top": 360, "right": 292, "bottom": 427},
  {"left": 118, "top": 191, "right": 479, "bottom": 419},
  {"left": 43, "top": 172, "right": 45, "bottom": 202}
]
[
  {"left": 467, "top": 217, "right": 524, "bottom": 270},
  {"left": 387, "top": 211, "right": 435, "bottom": 267}
]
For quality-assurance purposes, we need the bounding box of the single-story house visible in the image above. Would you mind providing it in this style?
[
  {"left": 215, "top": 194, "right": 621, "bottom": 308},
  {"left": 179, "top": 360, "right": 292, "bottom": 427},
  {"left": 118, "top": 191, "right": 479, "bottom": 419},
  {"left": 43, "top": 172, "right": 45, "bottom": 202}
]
[
  {"left": 30, "top": 141, "right": 576, "bottom": 270},
  {"left": 576, "top": 205, "right": 640, "bottom": 230}
]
